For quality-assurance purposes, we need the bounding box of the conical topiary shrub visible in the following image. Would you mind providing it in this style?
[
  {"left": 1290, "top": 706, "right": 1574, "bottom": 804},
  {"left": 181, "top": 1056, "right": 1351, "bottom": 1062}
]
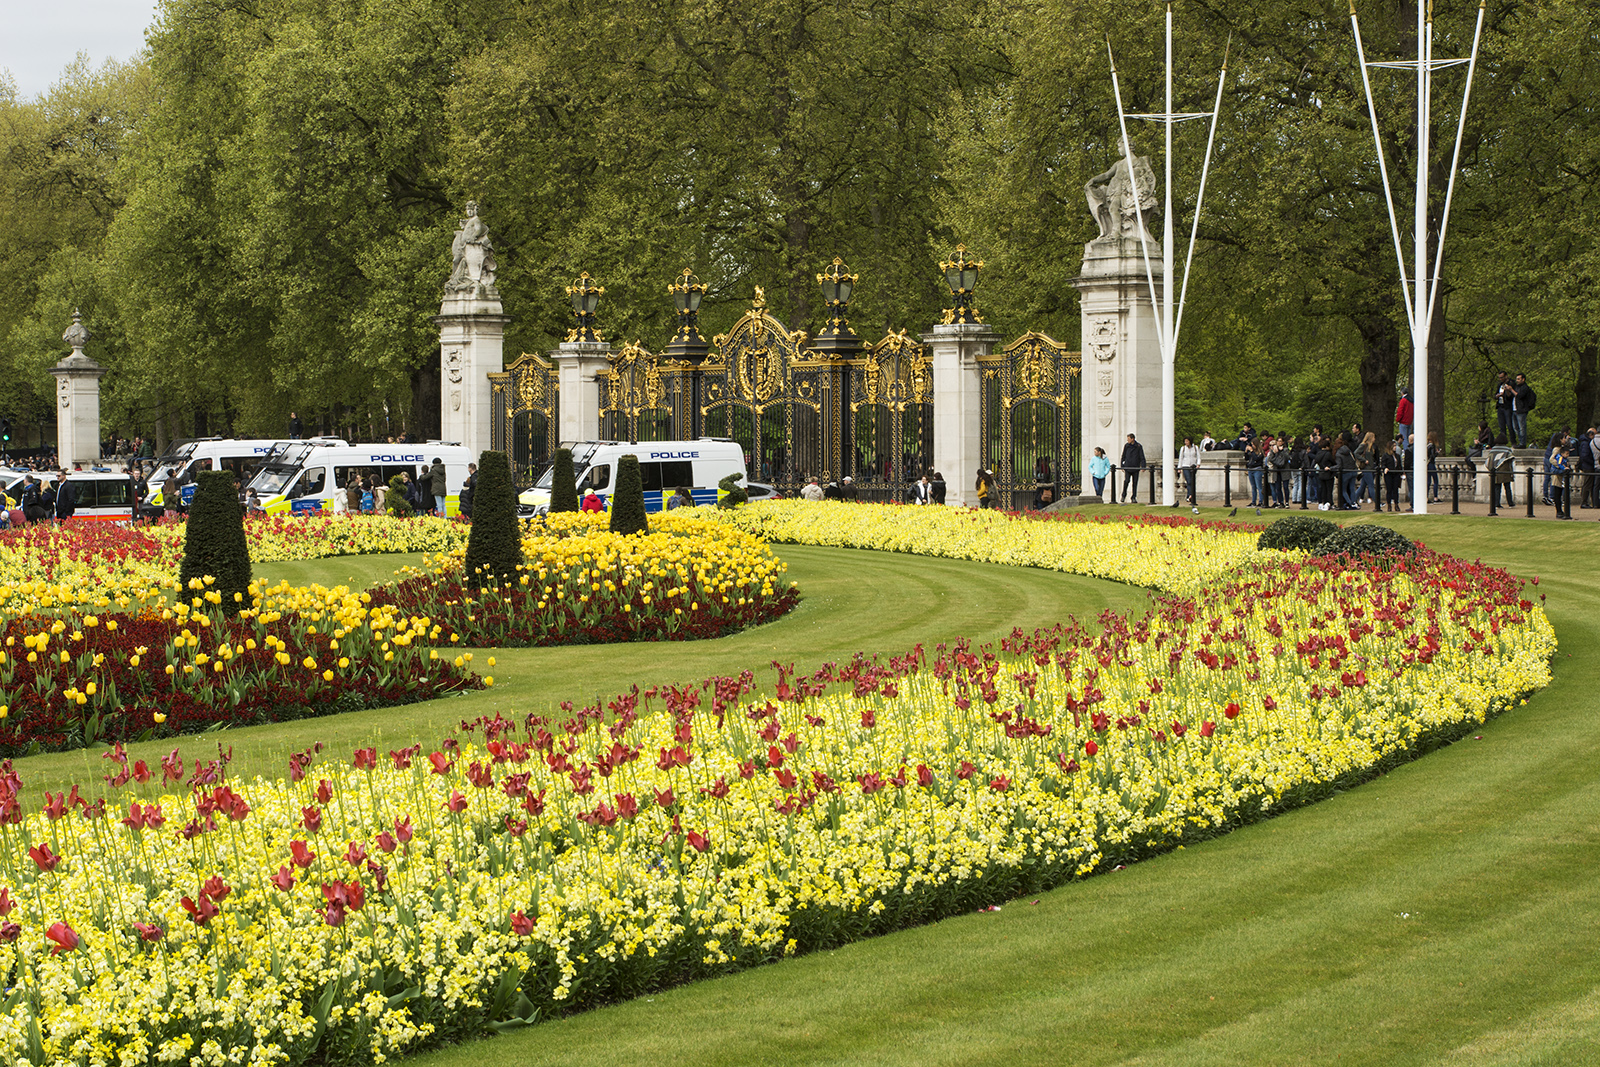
[
  {"left": 609, "top": 454, "right": 649, "bottom": 535},
  {"left": 464, "top": 450, "right": 524, "bottom": 587},
  {"left": 548, "top": 448, "right": 579, "bottom": 513},
  {"left": 178, "top": 469, "right": 252, "bottom": 617}
]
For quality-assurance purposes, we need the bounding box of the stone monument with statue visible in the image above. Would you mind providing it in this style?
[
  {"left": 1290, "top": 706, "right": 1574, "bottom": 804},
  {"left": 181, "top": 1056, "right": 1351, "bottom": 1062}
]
[
  {"left": 50, "top": 310, "right": 106, "bottom": 469},
  {"left": 437, "top": 201, "right": 507, "bottom": 459},
  {"left": 1073, "top": 156, "right": 1165, "bottom": 501}
]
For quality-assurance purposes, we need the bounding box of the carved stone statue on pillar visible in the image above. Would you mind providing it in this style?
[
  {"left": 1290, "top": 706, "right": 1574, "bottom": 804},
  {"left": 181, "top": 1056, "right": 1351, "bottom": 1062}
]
[
  {"left": 50, "top": 309, "right": 107, "bottom": 469},
  {"left": 437, "top": 201, "right": 508, "bottom": 459},
  {"left": 1073, "top": 156, "right": 1164, "bottom": 502}
]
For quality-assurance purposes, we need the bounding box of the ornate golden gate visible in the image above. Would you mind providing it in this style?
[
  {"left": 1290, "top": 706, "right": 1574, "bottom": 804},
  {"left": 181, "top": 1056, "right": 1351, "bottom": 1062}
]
[
  {"left": 847, "top": 330, "right": 933, "bottom": 500},
  {"left": 488, "top": 352, "right": 560, "bottom": 485},
  {"left": 980, "top": 332, "right": 1081, "bottom": 509},
  {"left": 597, "top": 341, "right": 688, "bottom": 444},
  {"left": 700, "top": 290, "right": 842, "bottom": 489}
]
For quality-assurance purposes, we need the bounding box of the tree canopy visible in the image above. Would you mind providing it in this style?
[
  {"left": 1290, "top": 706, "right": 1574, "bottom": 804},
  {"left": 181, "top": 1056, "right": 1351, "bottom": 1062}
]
[{"left": 0, "top": 0, "right": 1593, "bottom": 453}]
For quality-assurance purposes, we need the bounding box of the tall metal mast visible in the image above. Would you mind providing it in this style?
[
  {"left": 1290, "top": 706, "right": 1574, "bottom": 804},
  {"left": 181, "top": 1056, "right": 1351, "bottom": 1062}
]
[
  {"left": 1351, "top": 0, "right": 1486, "bottom": 514},
  {"left": 1108, "top": 2, "right": 1228, "bottom": 508}
]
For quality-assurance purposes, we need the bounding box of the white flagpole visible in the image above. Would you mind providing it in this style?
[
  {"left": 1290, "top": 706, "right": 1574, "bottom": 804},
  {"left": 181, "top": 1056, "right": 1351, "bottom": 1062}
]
[{"left": 1162, "top": 0, "right": 1177, "bottom": 507}]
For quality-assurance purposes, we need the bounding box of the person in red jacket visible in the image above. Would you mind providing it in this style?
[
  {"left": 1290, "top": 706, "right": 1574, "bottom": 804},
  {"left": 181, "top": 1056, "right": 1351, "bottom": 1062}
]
[{"left": 1395, "top": 387, "right": 1414, "bottom": 443}]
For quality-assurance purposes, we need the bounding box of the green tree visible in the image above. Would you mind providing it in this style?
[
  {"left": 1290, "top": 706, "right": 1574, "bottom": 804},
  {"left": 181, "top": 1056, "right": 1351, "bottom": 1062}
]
[
  {"left": 463, "top": 450, "right": 524, "bottom": 585},
  {"left": 177, "top": 469, "right": 252, "bottom": 616},
  {"left": 609, "top": 453, "right": 648, "bottom": 535},
  {"left": 548, "top": 448, "right": 578, "bottom": 513}
]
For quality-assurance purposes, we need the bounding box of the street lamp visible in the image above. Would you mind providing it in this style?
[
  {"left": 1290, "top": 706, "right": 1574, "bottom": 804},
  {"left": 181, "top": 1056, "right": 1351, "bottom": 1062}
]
[
  {"left": 663, "top": 267, "right": 710, "bottom": 362},
  {"left": 939, "top": 245, "right": 984, "bottom": 324},
  {"left": 812, "top": 257, "right": 862, "bottom": 356},
  {"left": 564, "top": 272, "right": 604, "bottom": 343}
]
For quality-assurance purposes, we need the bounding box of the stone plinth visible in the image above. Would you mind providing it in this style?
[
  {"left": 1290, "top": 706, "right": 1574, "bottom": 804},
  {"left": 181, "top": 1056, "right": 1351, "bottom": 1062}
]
[
  {"left": 1073, "top": 236, "right": 1165, "bottom": 500},
  {"left": 436, "top": 290, "right": 506, "bottom": 460},
  {"left": 51, "top": 312, "right": 105, "bottom": 469},
  {"left": 926, "top": 322, "right": 999, "bottom": 507},
  {"left": 550, "top": 341, "right": 612, "bottom": 444}
]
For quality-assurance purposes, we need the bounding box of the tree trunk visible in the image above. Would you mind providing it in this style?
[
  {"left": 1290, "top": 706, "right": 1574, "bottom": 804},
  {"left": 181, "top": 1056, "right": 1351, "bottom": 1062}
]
[
  {"left": 1574, "top": 342, "right": 1599, "bottom": 432},
  {"left": 193, "top": 410, "right": 208, "bottom": 438},
  {"left": 1356, "top": 306, "right": 1401, "bottom": 448},
  {"left": 410, "top": 352, "right": 441, "bottom": 442}
]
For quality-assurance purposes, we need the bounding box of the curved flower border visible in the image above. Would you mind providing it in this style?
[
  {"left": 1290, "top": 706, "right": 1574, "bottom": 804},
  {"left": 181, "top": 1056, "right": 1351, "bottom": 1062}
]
[{"left": 0, "top": 510, "right": 1555, "bottom": 1066}]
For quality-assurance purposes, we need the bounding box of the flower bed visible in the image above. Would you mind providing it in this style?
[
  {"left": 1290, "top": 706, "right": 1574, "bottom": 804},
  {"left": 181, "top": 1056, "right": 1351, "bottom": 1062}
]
[
  {"left": 0, "top": 517, "right": 1555, "bottom": 1065},
  {"left": 0, "top": 584, "right": 481, "bottom": 757},
  {"left": 0, "top": 517, "right": 471, "bottom": 619},
  {"left": 713, "top": 499, "right": 1262, "bottom": 593},
  {"left": 366, "top": 512, "right": 799, "bottom": 645}
]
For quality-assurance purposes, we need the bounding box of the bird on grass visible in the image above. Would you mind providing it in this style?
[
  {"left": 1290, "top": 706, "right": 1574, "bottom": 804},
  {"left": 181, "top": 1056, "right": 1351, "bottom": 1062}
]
[
  {"left": 1191, "top": 507, "right": 1199, "bottom": 515},
  {"left": 1227, "top": 507, "right": 1237, "bottom": 517}
]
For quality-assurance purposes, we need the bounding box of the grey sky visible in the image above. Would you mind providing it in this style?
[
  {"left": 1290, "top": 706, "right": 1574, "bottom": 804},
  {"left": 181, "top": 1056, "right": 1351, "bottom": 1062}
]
[{"left": 1, "top": 0, "right": 161, "bottom": 100}]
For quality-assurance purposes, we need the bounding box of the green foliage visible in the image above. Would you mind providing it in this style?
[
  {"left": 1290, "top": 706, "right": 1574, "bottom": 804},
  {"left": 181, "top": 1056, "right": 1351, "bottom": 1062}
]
[
  {"left": 384, "top": 476, "right": 414, "bottom": 518},
  {"left": 1314, "top": 524, "right": 1416, "bottom": 559},
  {"left": 548, "top": 448, "right": 579, "bottom": 513},
  {"left": 717, "top": 472, "right": 748, "bottom": 510},
  {"left": 177, "top": 469, "right": 252, "bottom": 616},
  {"left": 609, "top": 454, "right": 648, "bottom": 535},
  {"left": 464, "top": 450, "right": 524, "bottom": 585},
  {"left": 1257, "top": 515, "right": 1340, "bottom": 553}
]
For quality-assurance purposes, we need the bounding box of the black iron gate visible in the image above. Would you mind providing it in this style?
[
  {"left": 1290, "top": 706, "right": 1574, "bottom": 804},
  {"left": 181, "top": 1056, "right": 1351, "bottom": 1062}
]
[
  {"left": 847, "top": 329, "right": 933, "bottom": 501},
  {"left": 488, "top": 352, "right": 560, "bottom": 486},
  {"left": 980, "top": 331, "right": 1081, "bottom": 510}
]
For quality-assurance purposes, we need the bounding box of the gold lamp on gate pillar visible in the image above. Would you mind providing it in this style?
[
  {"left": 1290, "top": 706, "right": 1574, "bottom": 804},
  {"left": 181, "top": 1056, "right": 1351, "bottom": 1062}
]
[
  {"left": 811, "top": 257, "right": 863, "bottom": 357},
  {"left": 940, "top": 244, "right": 984, "bottom": 325},
  {"left": 663, "top": 267, "right": 710, "bottom": 362},
  {"left": 564, "top": 272, "right": 604, "bottom": 343}
]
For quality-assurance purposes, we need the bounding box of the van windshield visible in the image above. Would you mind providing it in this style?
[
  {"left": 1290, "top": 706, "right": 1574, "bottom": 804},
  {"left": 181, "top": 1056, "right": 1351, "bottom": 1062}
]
[
  {"left": 533, "top": 442, "right": 600, "bottom": 489},
  {"left": 249, "top": 464, "right": 302, "bottom": 497}
]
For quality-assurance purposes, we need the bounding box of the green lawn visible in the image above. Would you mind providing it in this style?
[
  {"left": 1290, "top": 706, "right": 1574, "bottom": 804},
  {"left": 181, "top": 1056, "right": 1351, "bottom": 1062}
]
[
  {"left": 20, "top": 512, "right": 1596, "bottom": 1066},
  {"left": 392, "top": 513, "right": 1597, "bottom": 1067}
]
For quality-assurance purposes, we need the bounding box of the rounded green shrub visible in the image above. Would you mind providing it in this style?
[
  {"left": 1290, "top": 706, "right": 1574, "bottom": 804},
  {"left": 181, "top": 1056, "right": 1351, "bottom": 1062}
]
[
  {"left": 1257, "top": 515, "right": 1338, "bottom": 552},
  {"left": 717, "top": 472, "right": 748, "bottom": 509},
  {"left": 178, "top": 469, "right": 252, "bottom": 617},
  {"left": 1314, "top": 524, "right": 1416, "bottom": 558},
  {"left": 464, "top": 450, "right": 525, "bottom": 586},
  {"left": 609, "top": 454, "right": 649, "bottom": 535},
  {"left": 548, "top": 448, "right": 579, "bottom": 514}
]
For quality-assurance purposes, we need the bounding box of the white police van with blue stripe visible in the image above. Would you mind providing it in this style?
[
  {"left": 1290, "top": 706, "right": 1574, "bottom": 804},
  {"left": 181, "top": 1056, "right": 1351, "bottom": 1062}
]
[{"left": 518, "top": 439, "right": 747, "bottom": 518}]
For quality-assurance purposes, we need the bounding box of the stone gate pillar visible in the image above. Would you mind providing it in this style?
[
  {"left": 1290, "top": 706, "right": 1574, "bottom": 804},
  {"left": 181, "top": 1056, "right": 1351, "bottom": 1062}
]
[
  {"left": 1073, "top": 157, "right": 1165, "bottom": 501},
  {"left": 550, "top": 341, "right": 611, "bottom": 444},
  {"left": 437, "top": 201, "right": 507, "bottom": 459},
  {"left": 50, "top": 310, "right": 105, "bottom": 469},
  {"left": 927, "top": 321, "right": 999, "bottom": 507}
]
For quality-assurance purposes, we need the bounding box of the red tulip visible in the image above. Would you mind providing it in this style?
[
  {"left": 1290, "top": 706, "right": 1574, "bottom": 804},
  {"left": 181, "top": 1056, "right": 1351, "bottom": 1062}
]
[
  {"left": 28, "top": 843, "right": 60, "bottom": 873},
  {"left": 614, "top": 793, "right": 639, "bottom": 820},
  {"left": 1199, "top": 721, "right": 1216, "bottom": 738},
  {"left": 201, "top": 875, "right": 231, "bottom": 902},
  {"left": 0, "top": 887, "right": 12, "bottom": 916},
  {"left": 989, "top": 775, "right": 1011, "bottom": 792},
  {"left": 1170, "top": 721, "right": 1187, "bottom": 738},
  {"left": 374, "top": 831, "right": 397, "bottom": 854},
  {"left": 653, "top": 786, "right": 677, "bottom": 810},
  {"left": 510, "top": 910, "right": 535, "bottom": 936},
  {"left": 428, "top": 752, "right": 452, "bottom": 775},
  {"left": 916, "top": 764, "right": 934, "bottom": 787},
  {"left": 314, "top": 779, "right": 333, "bottom": 805},
  {"left": 522, "top": 790, "right": 547, "bottom": 816},
  {"left": 1224, "top": 702, "right": 1241, "bottom": 720},
  {"left": 394, "top": 815, "right": 413, "bottom": 843},
  {"left": 445, "top": 791, "right": 469, "bottom": 814},
  {"left": 181, "top": 894, "right": 219, "bottom": 926},
  {"left": 685, "top": 830, "right": 710, "bottom": 853},
  {"left": 0, "top": 922, "right": 20, "bottom": 943},
  {"left": 1084, "top": 740, "right": 1099, "bottom": 757},
  {"left": 301, "top": 806, "right": 323, "bottom": 833},
  {"left": 343, "top": 841, "right": 367, "bottom": 867},
  {"left": 957, "top": 761, "right": 976, "bottom": 780},
  {"left": 132, "top": 921, "right": 164, "bottom": 942},
  {"left": 737, "top": 760, "right": 755, "bottom": 780},
  {"left": 289, "top": 840, "right": 316, "bottom": 868},
  {"left": 352, "top": 747, "right": 377, "bottom": 771},
  {"left": 773, "top": 767, "right": 798, "bottom": 790},
  {"left": 271, "top": 866, "right": 295, "bottom": 892},
  {"left": 45, "top": 921, "right": 79, "bottom": 953},
  {"left": 131, "top": 760, "right": 152, "bottom": 783}
]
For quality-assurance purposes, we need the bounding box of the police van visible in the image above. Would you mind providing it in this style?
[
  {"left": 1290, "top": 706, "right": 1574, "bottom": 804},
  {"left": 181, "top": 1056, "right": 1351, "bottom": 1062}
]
[
  {"left": 2, "top": 470, "right": 139, "bottom": 524},
  {"left": 517, "top": 438, "right": 748, "bottom": 518},
  {"left": 148, "top": 438, "right": 346, "bottom": 509},
  {"left": 245, "top": 441, "right": 475, "bottom": 516}
]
